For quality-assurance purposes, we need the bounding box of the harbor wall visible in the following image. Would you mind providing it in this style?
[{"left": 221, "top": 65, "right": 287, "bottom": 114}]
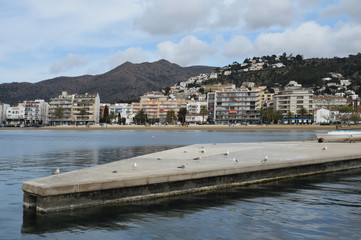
[{"left": 23, "top": 157, "right": 361, "bottom": 213}]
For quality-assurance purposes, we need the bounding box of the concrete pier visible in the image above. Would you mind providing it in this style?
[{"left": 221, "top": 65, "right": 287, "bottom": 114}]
[{"left": 23, "top": 141, "right": 361, "bottom": 213}]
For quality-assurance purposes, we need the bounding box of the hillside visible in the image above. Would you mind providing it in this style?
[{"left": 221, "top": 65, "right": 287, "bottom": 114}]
[
  {"left": 210, "top": 53, "right": 361, "bottom": 94},
  {"left": 0, "top": 60, "right": 215, "bottom": 105}
]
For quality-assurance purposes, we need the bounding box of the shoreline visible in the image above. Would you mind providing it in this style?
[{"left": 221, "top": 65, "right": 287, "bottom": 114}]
[{"left": 1, "top": 124, "right": 358, "bottom": 131}]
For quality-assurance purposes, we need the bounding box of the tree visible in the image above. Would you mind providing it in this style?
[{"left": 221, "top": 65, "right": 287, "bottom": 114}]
[
  {"left": 79, "top": 109, "right": 87, "bottom": 124},
  {"left": 100, "top": 105, "right": 109, "bottom": 123},
  {"left": 200, "top": 105, "right": 208, "bottom": 123},
  {"left": 55, "top": 107, "right": 64, "bottom": 120},
  {"left": 177, "top": 107, "right": 187, "bottom": 124},
  {"left": 350, "top": 114, "right": 361, "bottom": 124},
  {"left": 286, "top": 111, "right": 294, "bottom": 124},
  {"left": 166, "top": 110, "right": 176, "bottom": 124},
  {"left": 297, "top": 107, "right": 308, "bottom": 118},
  {"left": 134, "top": 109, "right": 148, "bottom": 125},
  {"left": 109, "top": 111, "right": 116, "bottom": 124},
  {"left": 259, "top": 107, "right": 282, "bottom": 124}
]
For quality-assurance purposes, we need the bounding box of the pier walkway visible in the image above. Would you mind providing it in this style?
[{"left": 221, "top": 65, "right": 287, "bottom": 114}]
[{"left": 23, "top": 141, "right": 361, "bottom": 213}]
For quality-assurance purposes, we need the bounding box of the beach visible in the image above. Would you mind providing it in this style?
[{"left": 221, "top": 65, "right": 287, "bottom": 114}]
[{"left": 1, "top": 124, "right": 357, "bottom": 131}]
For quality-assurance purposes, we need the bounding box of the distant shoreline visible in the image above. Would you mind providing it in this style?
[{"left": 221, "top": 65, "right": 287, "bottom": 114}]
[{"left": 1, "top": 124, "right": 357, "bottom": 131}]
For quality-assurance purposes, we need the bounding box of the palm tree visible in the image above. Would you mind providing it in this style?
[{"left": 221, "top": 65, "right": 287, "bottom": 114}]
[
  {"left": 200, "top": 105, "right": 208, "bottom": 123},
  {"left": 286, "top": 111, "right": 294, "bottom": 124},
  {"left": 297, "top": 107, "right": 308, "bottom": 124}
]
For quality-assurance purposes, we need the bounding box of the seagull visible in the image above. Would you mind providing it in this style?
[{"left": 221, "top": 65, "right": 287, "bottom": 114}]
[
  {"left": 112, "top": 170, "right": 117, "bottom": 173},
  {"left": 132, "top": 162, "right": 137, "bottom": 168},
  {"left": 224, "top": 149, "right": 230, "bottom": 156},
  {"left": 53, "top": 168, "right": 60, "bottom": 175},
  {"left": 177, "top": 164, "right": 187, "bottom": 169},
  {"left": 261, "top": 156, "right": 268, "bottom": 164},
  {"left": 157, "top": 157, "right": 161, "bottom": 160},
  {"left": 193, "top": 156, "right": 201, "bottom": 160},
  {"left": 322, "top": 146, "right": 327, "bottom": 150},
  {"left": 200, "top": 149, "right": 206, "bottom": 153},
  {"left": 184, "top": 150, "right": 187, "bottom": 153},
  {"left": 233, "top": 158, "right": 238, "bottom": 163}
]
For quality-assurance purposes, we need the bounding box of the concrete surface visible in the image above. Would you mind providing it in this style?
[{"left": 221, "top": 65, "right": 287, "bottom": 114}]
[{"left": 23, "top": 141, "right": 361, "bottom": 212}]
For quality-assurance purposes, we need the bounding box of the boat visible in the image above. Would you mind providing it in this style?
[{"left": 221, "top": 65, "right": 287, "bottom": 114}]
[{"left": 317, "top": 130, "right": 361, "bottom": 142}]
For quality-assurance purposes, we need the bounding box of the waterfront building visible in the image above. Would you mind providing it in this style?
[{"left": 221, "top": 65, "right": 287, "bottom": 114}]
[
  {"left": 132, "top": 92, "right": 187, "bottom": 123},
  {"left": 0, "top": 103, "right": 10, "bottom": 124},
  {"left": 5, "top": 104, "right": 25, "bottom": 125},
  {"left": 48, "top": 91, "right": 100, "bottom": 125},
  {"left": 48, "top": 91, "right": 74, "bottom": 125},
  {"left": 314, "top": 108, "right": 339, "bottom": 124},
  {"left": 313, "top": 95, "right": 348, "bottom": 109},
  {"left": 273, "top": 88, "right": 315, "bottom": 123},
  {"left": 207, "top": 88, "right": 261, "bottom": 124},
  {"left": 23, "top": 99, "right": 49, "bottom": 124},
  {"left": 109, "top": 103, "right": 133, "bottom": 124},
  {"left": 72, "top": 93, "right": 100, "bottom": 124},
  {"left": 186, "top": 100, "right": 208, "bottom": 124}
]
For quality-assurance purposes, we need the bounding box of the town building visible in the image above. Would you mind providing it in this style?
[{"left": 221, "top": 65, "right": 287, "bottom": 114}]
[
  {"left": 5, "top": 104, "right": 25, "bottom": 125},
  {"left": 207, "top": 88, "right": 261, "bottom": 124},
  {"left": 0, "top": 103, "right": 10, "bottom": 124},
  {"left": 273, "top": 89, "right": 315, "bottom": 123},
  {"left": 109, "top": 103, "right": 133, "bottom": 124},
  {"left": 313, "top": 95, "right": 348, "bottom": 109},
  {"left": 314, "top": 108, "right": 339, "bottom": 124},
  {"left": 72, "top": 93, "right": 100, "bottom": 124},
  {"left": 132, "top": 92, "right": 187, "bottom": 123},
  {"left": 23, "top": 99, "right": 49, "bottom": 125},
  {"left": 185, "top": 100, "right": 208, "bottom": 124},
  {"left": 48, "top": 91, "right": 100, "bottom": 125}
]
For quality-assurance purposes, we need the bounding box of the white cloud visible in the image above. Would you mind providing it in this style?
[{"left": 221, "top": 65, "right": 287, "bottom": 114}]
[
  {"left": 254, "top": 21, "right": 331, "bottom": 57},
  {"left": 50, "top": 54, "right": 90, "bottom": 74},
  {"left": 223, "top": 35, "right": 254, "bottom": 58},
  {"left": 135, "top": 0, "right": 208, "bottom": 35},
  {"left": 321, "top": 0, "right": 361, "bottom": 23},
  {"left": 242, "top": 0, "right": 299, "bottom": 29},
  {"left": 157, "top": 36, "right": 215, "bottom": 66}
]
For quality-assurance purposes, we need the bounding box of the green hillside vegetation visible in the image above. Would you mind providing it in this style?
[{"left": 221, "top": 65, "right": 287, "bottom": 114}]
[{"left": 208, "top": 53, "right": 361, "bottom": 95}]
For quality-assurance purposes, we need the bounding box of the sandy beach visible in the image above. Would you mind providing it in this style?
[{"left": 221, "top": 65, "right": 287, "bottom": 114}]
[{"left": 2, "top": 124, "right": 358, "bottom": 131}]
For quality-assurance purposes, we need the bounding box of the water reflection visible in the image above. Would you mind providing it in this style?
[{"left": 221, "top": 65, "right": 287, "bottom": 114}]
[{"left": 22, "top": 168, "right": 361, "bottom": 237}]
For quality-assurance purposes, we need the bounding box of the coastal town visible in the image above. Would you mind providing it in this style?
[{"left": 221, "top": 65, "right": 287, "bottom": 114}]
[{"left": 0, "top": 61, "right": 358, "bottom": 127}]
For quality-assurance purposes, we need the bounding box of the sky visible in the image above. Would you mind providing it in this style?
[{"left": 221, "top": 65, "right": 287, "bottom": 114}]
[{"left": 0, "top": 0, "right": 360, "bottom": 84}]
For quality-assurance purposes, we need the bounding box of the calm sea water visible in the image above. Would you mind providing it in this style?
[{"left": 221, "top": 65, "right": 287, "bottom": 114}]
[{"left": 0, "top": 129, "right": 360, "bottom": 240}]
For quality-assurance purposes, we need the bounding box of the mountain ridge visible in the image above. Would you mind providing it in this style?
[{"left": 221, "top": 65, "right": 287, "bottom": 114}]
[{"left": 0, "top": 60, "right": 215, "bottom": 105}]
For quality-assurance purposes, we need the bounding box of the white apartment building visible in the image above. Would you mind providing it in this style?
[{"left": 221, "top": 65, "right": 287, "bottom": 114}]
[
  {"left": 186, "top": 100, "right": 207, "bottom": 124},
  {"left": 6, "top": 104, "right": 25, "bottom": 124},
  {"left": 207, "top": 88, "right": 261, "bottom": 124},
  {"left": 109, "top": 103, "right": 133, "bottom": 124},
  {"left": 273, "top": 89, "right": 315, "bottom": 122},
  {"left": 0, "top": 103, "right": 10, "bottom": 124},
  {"left": 23, "top": 99, "right": 49, "bottom": 124}
]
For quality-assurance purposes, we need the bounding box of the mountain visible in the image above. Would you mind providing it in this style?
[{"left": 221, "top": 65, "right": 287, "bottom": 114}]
[{"left": 0, "top": 60, "right": 215, "bottom": 105}]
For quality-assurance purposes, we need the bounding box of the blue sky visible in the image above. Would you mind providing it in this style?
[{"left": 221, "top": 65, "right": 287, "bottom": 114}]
[{"left": 0, "top": 0, "right": 360, "bottom": 84}]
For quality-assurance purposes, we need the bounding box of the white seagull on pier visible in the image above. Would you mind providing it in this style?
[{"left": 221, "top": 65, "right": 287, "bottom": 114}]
[
  {"left": 224, "top": 149, "right": 230, "bottom": 156},
  {"left": 53, "top": 168, "right": 60, "bottom": 175},
  {"left": 193, "top": 156, "right": 201, "bottom": 160},
  {"left": 322, "top": 146, "right": 327, "bottom": 150},
  {"left": 233, "top": 158, "right": 238, "bottom": 163},
  {"left": 132, "top": 162, "right": 137, "bottom": 169},
  {"left": 261, "top": 156, "right": 268, "bottom": 164}
]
